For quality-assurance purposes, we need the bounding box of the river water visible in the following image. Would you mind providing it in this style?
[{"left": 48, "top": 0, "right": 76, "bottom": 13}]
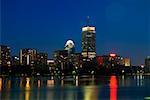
[{"left": 0, "top": 75, "right": 150, "bottom": 100}]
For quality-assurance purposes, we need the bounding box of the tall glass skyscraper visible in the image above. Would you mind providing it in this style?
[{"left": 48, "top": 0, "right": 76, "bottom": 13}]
[{"left": 81, "top": 26, "right": 96, "bottom": 60}]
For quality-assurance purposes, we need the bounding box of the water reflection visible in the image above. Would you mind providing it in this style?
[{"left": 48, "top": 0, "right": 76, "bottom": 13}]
[
  {"left": 61, "top": 79, "right": 64, "bottom": 86},
  {"left": 110, "top": 76, "right": 117, "bottom": 100},
  {"left": 25, "top": 78, "right": 30, "bottom": 90},
  {"left": 25, "top": 78, "right": 30, "bottom": 100},
  {"left": 75, "top": 78, "right": 78, "bottom": 86},
  {"left": 134, "top": 75, "right": 144, "bottom": 87},
  {"left": 0, "top": 75, "right": 150, "bottom": 100},
  {"left": 7, "top": 80, "right": 11, "bottom": 90},
  {"left": 38, "top": 80, "right": 40, "bottom": 88},
  {"left": 0, "top": 78, "right": 2, "bottom": 91},
  {"left": 83, "top": 86, "right": 98, "bottom": 100},
  {"left": 47, "top": 80, "right": 54, "bottom": 87}
]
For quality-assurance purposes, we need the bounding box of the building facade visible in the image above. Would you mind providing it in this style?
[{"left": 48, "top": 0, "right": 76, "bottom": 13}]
[
  {"left": 36, "top": 52, "right": 48, "bottom": 66},
  {"left": 145, "top": 56, "right": 150, "bottom": 72},
  {"left": 81, "top": 26, "right": 96, "bottom": 61},
  {"left": 0, "top": 45, "right": 11, "bottom": 66},
  {"left": 12, "top": 56, "right": 20, "bottom": 66},
  {"left": 122, "top": 58, "right": 131, "bottom": 67},
  {"left": 53, "top": 50, "right": 68, "bottom": 71},
  {"left": 96, "top": 54, "right": 123, "bottom": 68},
  {"left": 20, "top": 49, "right": 37, "bottom": 66}
]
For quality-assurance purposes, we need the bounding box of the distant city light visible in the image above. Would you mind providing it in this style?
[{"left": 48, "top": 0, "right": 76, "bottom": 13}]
[
  {"left": 141, "top": 65, "right": 144, "bottom": 68},
  {"left": 110, "top": 53, "right": 116, "bottom": 57},
  {"left": 82, "top": 26, "right": 95, "bottom": 32}
]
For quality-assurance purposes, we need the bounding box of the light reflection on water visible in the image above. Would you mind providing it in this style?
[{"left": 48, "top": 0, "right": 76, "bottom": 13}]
[
  {"left": 0, "top": 75, "right": 150, "bottom": 100},
  {"left": 110, "top": 76, "right": 117, "bottom": 100},
  {"left": 0, "top": 78, "right": 2, "bottom": 91}
]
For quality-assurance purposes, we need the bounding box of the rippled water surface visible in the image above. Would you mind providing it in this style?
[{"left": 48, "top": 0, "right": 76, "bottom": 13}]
[{"left": 0, "top": 75, "right": 150, "bottom": 100}]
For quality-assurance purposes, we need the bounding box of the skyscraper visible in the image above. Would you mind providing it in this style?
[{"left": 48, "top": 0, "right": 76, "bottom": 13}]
[
  {"left": 145, "top": 56, "right": 150, "bottom": 72},
  {"left": 81, "top": 23, "right": 96, "bottom": 61},
  {"left": 20, "top": 48, "right": 37, "bottom": 66},
  {"left": 0, "top": 45, "right": 11, "bottom": 66}
]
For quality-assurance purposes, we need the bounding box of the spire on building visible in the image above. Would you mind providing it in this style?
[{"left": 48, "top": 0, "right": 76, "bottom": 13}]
[{"left": 86, "top": 16, "right": 90, "bottom": 26}]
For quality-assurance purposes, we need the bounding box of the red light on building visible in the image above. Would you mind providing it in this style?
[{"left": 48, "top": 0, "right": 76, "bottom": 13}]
[
  {"left": 96, "top": 56, "right": 103, "bottom": 66},
  {"left": 110, "top": 53, "right": 116, "bottom": 57}
]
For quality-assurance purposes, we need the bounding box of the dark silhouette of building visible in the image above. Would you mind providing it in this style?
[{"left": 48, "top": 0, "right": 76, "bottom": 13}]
[
  {"left": 53, "top": 50, "right": 68, "bottom": 75},
  {"left": 12, "top": 56, "right": 20, "bottom": 65},
  {"left": 145, "top": 56, "right": 150, "bottom": 73},
  {"left": 0, "top": 45, "right": 11, "bottom": 67},
  {"left": 36, "top": 52, "right": 48, "bottom": 66}
]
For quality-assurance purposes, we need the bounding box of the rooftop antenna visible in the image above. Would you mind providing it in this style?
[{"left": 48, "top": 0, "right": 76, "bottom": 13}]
[{"left": 86, "top": 16, "right": 90, "bottom": 26}]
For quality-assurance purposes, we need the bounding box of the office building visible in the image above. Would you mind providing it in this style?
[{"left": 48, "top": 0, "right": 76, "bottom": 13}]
[
  {"left": 20, "top": 48, "right": 37, "bottom": 66},
  {"left": 0, "top": 45, "right": 11, "bottom": 66},
  {"left": 53, "top": 50, "right": 68, "bottom": 70},
  {"left": 12, "top": 56, "right": 20, "bottom": 65},
  {"left": 36, "top": 52, "right": 48, "bottom": 65},
  {"left": 81, "top": 25, "right": 96, "bottom": 61},
  {"left": 145, "top": 56, "right": 150, "bottom": 72},
  {"left": 122, "top": 58, "right": 131, "bottom": 67},
  {"left": 47, "top": 59, "right": 55, "bottom": 66},
  {"left": 96, "top": 54, "right": 122, "bottom": 68},
  {"left": 47, "top": 59, "right": 55, "bottom": 75},
  {"left": 71, "top": 53, "right": 82, "bottom": 69},
  {"left": 96, "top": 56, "right": 104, "bottom": 66}
]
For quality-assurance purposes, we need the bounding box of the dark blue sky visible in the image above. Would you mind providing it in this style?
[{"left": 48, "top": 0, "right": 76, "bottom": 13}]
[{"left": 1, "top": 0, "right": 150, "bottom": 65}]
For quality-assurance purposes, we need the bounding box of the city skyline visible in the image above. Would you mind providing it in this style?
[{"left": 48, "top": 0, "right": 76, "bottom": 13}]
[{"left": 1, "top": 0, "right": 150, "bottom": 65}]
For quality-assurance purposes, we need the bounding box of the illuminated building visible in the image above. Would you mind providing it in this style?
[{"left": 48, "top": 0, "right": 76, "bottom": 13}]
[
  {"left": 81, "top": 25, "right": 96, "bottom": 61},
  {"left": 54, "top": 50, "right": 68, "bottom": 61},
  {"left": 97, "top": 54, "right": 122, "bottom": 68},
  {"left": 53, "top": 50, "right": 68, "bottom": 72},
  {"left": 0, "top": 45, "right": 11, "bottom": 66},
  {"left": 20, "top": 48, "right": 37, "bottom": 66},
  {"left": 47, "top": 59, "right": 55, "bottom": 75},
  {"left": 108, "top": 53, "right": 122, "bottom": 67},
  {"left": 64, "top": 40, "right": 82, "bottom": 71},
  {"left": 145, "top": 56, "right": 150, "bottom": 72},
  {"left": 12, "top": 56, "right": 20, "bottom": 65},
  {"left": 64, "top": 39, "right": 75, "bottom": 54},
  {"left": 96, "top": 56, "right": 103, "bottom": 66},
  {"left": 53, "top": 49, "right": 81, "bottom": 75},
  {"left": 36, "top": 52, "right": 48, "bottom": 65},
  {"left": 97, "top": 55, "right": 110, "bottom": 67},
  {"left": 96, "top": 54, "right": 132, "bottom": 74},
  {"left": 47, "top": 59, "right": 55, "bottom": 66},
  {"left": 71, "top": 53, "right": 82, "bottom": 69},
  {"left": 122, "top": 58, "right": 131, "bottom": 67}
]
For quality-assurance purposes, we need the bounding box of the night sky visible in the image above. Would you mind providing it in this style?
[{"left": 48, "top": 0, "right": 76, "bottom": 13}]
[{"left": 1, "top": 0, "right": 150, "bottom": 65}]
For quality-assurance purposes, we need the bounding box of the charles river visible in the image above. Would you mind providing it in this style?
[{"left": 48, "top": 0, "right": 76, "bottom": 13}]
[{"left": 0, "top": 75, "right": 150, "bottom": 100}]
